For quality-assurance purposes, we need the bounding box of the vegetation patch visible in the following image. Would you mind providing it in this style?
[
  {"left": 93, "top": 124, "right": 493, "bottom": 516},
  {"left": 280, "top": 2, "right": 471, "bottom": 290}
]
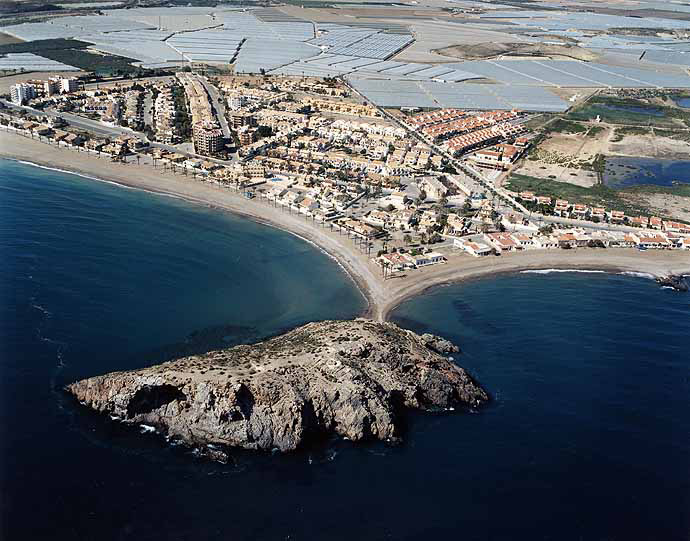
[
  {"left": 611, "top": 126, "right": 650, "bottom": 142},
  {"left": 508, "top": 173, "right": 648, "bottom": 215},
  {"left": 0, "top": 38, "right": 142, "bottom": 75},
  {"left": 653, "top": 129, "right": 690, "bottom": 143},
  {"left": 568, "top": 96, "right": 689, "bottom": 128},
  {"left": 586, "top": 125, "right": 605, "bottom": 137},
  {"left": 625, "top": 184, "right": 690, "bottom": 198},
  {"left": 0, "top": 38, "right": 88, "bottom": 54},
  {"left": 544, "top": 118, "right": 588, "bottom": 134}
]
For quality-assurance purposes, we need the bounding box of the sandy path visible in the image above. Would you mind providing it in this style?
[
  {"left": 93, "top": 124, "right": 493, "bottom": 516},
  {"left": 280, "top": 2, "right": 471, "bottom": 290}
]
[{"left": 2, "top": 130, "right": 688, "bottom": 322}]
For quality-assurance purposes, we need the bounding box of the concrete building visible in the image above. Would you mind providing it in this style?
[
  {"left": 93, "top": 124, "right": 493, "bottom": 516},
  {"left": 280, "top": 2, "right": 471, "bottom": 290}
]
[
  {"left": 44, "top": 79, "right": 59, "bottom": 96},
  {"left": 228, "top": 94, "right": 248, "bottom": 111},
  {"left": 193, "top": 123, "right": 224, "bottom": 155},
  {"left": 10, "top": 83, "right": 36, "bottom": 105},
  {"left": 58, "top": 77, "right": 79, "bottom": 94}
]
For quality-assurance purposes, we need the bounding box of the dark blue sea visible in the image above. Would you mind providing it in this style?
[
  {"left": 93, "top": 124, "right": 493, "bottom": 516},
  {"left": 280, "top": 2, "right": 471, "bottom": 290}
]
[{"left": 1, "top": 159, "right": 689, "bottom": 540}]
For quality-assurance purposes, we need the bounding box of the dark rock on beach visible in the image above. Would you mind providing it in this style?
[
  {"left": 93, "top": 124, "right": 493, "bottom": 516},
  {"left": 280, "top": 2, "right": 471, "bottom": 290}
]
[
  {"left": 656, "top": 274, "right": 688, "bottom": 292},
  {"left": 67, "top": 319, "right": 487, "bottom": 452}
]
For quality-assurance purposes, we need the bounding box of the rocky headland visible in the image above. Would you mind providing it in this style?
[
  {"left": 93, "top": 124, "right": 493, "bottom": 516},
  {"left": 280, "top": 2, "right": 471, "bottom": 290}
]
[{"left": 67, "top": 319, "right": 487, "bottom": 454}]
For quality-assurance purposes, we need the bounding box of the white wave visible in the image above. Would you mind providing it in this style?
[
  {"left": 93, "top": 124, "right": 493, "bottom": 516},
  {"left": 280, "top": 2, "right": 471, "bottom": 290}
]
[
  {"left": 619, "top": 271, "right": 655, "bottom": 280},
  {"left": 30, "top": 303, "right": 52, "bottom": 316},
  {"left": 14, "top": 159, "right": 139, "bottom": 192},
  {"left": 110, "top": 415, "right": 120, "bottom": 421},
  {"left": 660, "top": 286, "right": 676, "bottom": 290},
  {"left": 521, "top": 269, "right": 606, "bottom": 275},
  {"left": 139, "top": 424, "right": 156, "bottom": 434}
]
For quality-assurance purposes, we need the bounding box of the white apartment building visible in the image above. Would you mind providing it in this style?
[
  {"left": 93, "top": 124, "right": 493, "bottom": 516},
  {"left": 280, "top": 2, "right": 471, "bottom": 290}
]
[
  {"left": 59, "top": 77, "right": 79, "bottom": 93},
  {"left": 228, "top": 94, "right": 248, "bottom": 111},
  {"left": 10, "top": 83, "right": 36, "bottom": 105}
]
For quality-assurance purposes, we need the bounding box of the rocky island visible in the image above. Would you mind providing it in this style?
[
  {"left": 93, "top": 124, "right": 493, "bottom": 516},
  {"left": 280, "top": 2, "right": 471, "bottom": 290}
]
[{"left": 67, "top": 319, "right": 487, "bottom": 454}]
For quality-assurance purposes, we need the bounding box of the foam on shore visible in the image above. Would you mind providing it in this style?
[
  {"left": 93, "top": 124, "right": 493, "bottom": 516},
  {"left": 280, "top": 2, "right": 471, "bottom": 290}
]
[
  {"left": 520, "top": 269, "right": 607, "bottom": 275},
  {"left": 618, "top": 271, "right": 656, "bottom": 279}
]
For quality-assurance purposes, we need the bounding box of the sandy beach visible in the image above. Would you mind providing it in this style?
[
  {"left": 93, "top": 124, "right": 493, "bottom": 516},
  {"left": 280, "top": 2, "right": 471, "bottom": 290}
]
[{"left": 2, "top": 130, "right": 689, "bottom": 321}]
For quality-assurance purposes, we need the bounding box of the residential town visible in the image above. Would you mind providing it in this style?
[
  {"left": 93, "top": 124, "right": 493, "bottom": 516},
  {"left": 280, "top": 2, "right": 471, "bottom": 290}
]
[{"left": 3, "top": 72, "right": 689, "bottom": 282}]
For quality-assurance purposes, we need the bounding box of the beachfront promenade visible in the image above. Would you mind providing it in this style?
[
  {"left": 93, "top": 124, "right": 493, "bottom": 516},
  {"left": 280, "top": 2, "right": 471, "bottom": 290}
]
[{"left": 2, "top": 130, "right": 689, "bottom": 322}]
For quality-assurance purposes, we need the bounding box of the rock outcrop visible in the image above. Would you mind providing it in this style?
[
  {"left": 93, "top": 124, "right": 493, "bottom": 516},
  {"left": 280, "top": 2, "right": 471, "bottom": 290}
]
[
  {"left": 656, "top": 274, "right": 688, "bottom": 292},
  {"left": 67, "top": 319, "right": 487, "bottom": 453}
]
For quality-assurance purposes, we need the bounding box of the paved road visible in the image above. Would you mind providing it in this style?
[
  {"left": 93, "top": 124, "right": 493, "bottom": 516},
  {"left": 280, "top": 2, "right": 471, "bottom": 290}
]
[
  {"left": 363, "top": 95, "right": 522, "bottom": 206},
  {"left": 143, "top": 91, "right": 153, "bottom": 128},
  {"left": 342, "top": 83, "right": 648, "bottom": 234},
  {"left": 1, "top": 99, "right": 238, "bottom": 165},
  {"left": 1, "top": 100, "right": 134, "bottom": 138},
  {"left": 198, "top": 75, "right": 232, "bottom": 139}
]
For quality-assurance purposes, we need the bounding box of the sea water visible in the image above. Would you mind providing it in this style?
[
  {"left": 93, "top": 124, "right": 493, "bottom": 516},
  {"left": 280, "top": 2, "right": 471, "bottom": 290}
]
[{"left": 1, "top": 159, "right": 688, "bottom": 540}]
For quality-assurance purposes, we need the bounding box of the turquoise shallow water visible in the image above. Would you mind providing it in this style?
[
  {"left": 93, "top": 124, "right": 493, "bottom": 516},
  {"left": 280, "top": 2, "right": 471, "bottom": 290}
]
[{"left": 1, "top": 159, "right": 689, "bottom": 540}]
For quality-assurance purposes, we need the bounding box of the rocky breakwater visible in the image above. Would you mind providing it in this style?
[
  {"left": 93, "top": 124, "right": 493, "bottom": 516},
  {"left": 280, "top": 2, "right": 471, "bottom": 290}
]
[{"left": 67, "top": 319, "right": 487, "bottom": 453}]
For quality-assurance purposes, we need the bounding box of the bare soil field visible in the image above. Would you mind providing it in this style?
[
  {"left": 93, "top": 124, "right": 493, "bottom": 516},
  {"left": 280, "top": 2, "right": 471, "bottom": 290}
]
[
  {"left": 513, "top": 129, "right": 610, "bottom": 187},
  {"left": 515, "top": 161, "right": 599, "bottom": 188},
  {"left": 0, "top": 71, "right": 87, "bottom": 93},
  {"left": 608, "top": 133, "right": 690, "bottom": 160},
  {"left": 0, "top": 33, "right": 24, "bottom": 46},
  {"left": 515, "top": 127, "right": 690, "bottom": 188},
  {"left": 434, "top": 42, "right": 599, "bottom": 62},
  {"left": 621, "top": 192, "right": 690, "bottom": 223}
]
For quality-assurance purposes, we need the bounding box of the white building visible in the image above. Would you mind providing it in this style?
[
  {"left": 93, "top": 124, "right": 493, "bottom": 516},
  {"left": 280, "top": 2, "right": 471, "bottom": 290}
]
[
  {"left": 58, "top": 77, "right": 79, "bottom": 94},
  {"left": 228, "top": 94, "right": 248, "bottom": 111},
  {"left": 10, "top": 83, "right": 36, "bottom": 105},
  {"left": 454, "top": 237, "right": 493, "bottom": 257}
]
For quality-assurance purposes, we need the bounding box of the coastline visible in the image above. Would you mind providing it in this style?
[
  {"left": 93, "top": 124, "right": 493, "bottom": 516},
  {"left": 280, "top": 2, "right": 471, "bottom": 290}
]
[
  {"left": 377, "top": 256, "right": 689, "bottom": 321},
  {"left": 0, "top": 131, "right": 383, "bottom": 317},
  {"left": 2, "top": 130, "right": 689, "bottom": 322}
]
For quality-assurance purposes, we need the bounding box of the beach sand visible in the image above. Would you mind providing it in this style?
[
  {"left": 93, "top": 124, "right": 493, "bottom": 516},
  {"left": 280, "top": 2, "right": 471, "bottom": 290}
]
[{"left": 2, "top": 130, "right": 689, "bottom": 321}]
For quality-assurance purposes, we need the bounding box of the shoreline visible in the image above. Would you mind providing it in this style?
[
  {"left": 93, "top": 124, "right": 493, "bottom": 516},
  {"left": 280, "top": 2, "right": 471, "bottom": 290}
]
[
  {"left": 379, "top": 263, "right": 666, "bottom": 322},
  {"left": 2, "top": 130, "right": 689, "bottom": 322},
  {"left": 14, "top": 154, "right": 378, "bottom": 315},
  {"left": 0, "top": 132, "right": 382, "bottom": 317}
]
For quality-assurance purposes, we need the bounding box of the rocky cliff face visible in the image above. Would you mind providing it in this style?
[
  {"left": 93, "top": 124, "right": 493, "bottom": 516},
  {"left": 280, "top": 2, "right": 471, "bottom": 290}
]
[{"left": 67, "top": 319, "right": 487, "bottom": 453}]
